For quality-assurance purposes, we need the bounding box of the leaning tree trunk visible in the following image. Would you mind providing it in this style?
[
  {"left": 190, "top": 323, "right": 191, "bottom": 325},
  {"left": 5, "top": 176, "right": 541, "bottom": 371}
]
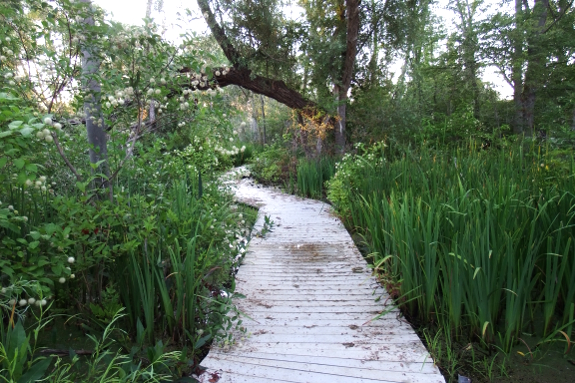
[{"left": 80, "top": 0, "right": 111, "bottom": 200}]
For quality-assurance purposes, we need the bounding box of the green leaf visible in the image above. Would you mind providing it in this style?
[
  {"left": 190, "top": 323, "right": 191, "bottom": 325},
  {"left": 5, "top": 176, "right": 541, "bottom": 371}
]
[
  {"left": 14, "top": 158, "right": 25, "bottom": 169},
  {"left": 28, "top": 241, "right": 40, "bottom": 250},
  {"left": 0, "top": 220, "right": 20, "bottom": 233},
  {"left": 0, "top": 156, "right": 7, "bottom": 168},
  {"left": 9, "top": 121, "right": 24, "bottom": 130},
  {"left": 37, "top": 258, "right": 50, "bottom": 267},
  {"left": 19, "top": 127, "right": 34, "bottom": 137},
  {"left": 76, "top": 181, "right": 86, "bottom": 192},
  {"left": 0, "top": 92, "right": 19, "bottom": 101},
  {"left": 194, "top": 334, "right": 212, "bottom": 349},
  {"left": 25, "top": 163, "right": 38, "bottom": 172},
  {"left": 45, "top": 223, "right": 58, "bottom": 235},
  {"left": 51, "top": 264, "right": 63, "bottom": 276},
  {"left": 0, "top": 130, "right": 13, "bottom": 138},
  {"left": 39, "top": 277, "right": 54, "bottom": 286},
  {"left": 17, "top": 357, "right": 52, "bottom": 383}
]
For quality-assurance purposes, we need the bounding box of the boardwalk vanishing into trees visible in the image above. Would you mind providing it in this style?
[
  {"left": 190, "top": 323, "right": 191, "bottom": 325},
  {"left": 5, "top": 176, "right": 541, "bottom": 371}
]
[{"left": 199, "top": 171, "right": 446, "bottom": 383}]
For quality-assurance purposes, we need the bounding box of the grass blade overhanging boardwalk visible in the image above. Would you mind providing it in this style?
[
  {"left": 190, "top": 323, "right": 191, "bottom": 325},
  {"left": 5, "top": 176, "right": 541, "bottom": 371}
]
[{"left": 198, "top": 170, "right": 445, "bottom": 383}]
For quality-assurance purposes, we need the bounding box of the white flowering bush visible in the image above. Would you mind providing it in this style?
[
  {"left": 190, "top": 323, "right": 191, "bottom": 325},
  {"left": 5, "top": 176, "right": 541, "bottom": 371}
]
[{"left": 0, "top": 0, "right": 256, "bottom": 377}]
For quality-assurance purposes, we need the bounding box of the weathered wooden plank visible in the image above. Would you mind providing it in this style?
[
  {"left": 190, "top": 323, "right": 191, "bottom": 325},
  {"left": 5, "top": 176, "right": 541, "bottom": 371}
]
[
  {"left": 198, "top": 360, "right": 444, "bottom": 383},
  {"left": 212, "top": 344, "right": 431, "bottom": 362},
  {"left": 210, "top": 352, "right": 437, "bottom": 372},
  {"left": 231, "top": 317, "right": 406, "bottom": 327},
  {"left": 204, "top": 354, "right": 440, "bottom": 379},
  {"left": 241, "top": 297, "right": 386, "bottom": 304},
  {"left": 232, "top": 311, "right": 395, "bottom": 321},
  {"left": 235, "top": 324, "right": 415, "bottom": 336},
  {"left": 237, "top": 334, "right": 420, "bottom": 344},
  {"left": 197, "top": 371, "right": 295, "bottom": 383}
]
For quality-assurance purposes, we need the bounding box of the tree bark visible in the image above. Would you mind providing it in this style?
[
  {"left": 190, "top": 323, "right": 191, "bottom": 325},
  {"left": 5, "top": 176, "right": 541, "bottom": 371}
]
[
  {"left": 455, "top": 0, "right": 481, "bottom": 119},
  {"left": 249, "top": 94, "right": 259, "bottom": 143},
  {"left": 334, "top": 0, "right": 361, "bottom": 154},
  {"left": 522, "top": 0, "right": 548, "bottom": 136},
  {"left": 214, "top": 67, "right": 317, "bottom": 112},
  {"left": 512, "top": 0, "right": 525, "bottom": 134},
  {"left": 260, "top": 95, "right": 267, "bottom": 145},
  {"left": 80, "top": 0, "right": 111, "bottom": 200}
]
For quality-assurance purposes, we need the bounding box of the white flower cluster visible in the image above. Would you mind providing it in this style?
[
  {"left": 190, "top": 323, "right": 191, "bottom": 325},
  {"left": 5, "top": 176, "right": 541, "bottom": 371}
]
[
  {"left": 25, "top": 175, "right": 50, "bottom": 193},
  {"left": 177, "top": 89, "right": 193, "bottom": 110},
  {"left": 105, "top": 87, "right": 133, "bottom": 108},
  {"left": 2, "top": 46, "right": 14, "bottom": 56},
  {"left": 214, "top": 145, "right": 246, "bottom": 157},
  {"left": 6, "top": 204, "right": 28, "bottom": 222},
  {"left": 1, "top": 285, "right": 50, "bottom": 308},
  {"left": 3, "top": 71, "right": 17, "bottom": 86},
  {"left": 11, "top": 297, "right": 48, "bottom": 308},
  {"left": 36, "top": 117, "right": 62, "bottom": 142}
]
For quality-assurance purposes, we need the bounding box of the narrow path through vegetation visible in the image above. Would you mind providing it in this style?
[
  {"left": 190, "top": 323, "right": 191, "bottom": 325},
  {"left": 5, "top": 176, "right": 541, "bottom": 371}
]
[{"left": 199, "top": 170, "right": 446, "bottom": 383}]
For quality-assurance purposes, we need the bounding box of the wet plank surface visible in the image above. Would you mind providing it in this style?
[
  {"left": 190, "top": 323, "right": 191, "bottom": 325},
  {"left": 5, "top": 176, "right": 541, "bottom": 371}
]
[{"left": 198, "top": 170, "right": 445, "bottom": 383}]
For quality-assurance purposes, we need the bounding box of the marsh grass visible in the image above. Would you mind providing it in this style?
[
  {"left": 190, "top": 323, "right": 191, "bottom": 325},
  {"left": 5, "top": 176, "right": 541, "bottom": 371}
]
[
  {"left": 295, "top": 157, "right": 336, "bottom": 199},
  {"left": 339, "top": 141, "right": 575, "bottom": 358}
]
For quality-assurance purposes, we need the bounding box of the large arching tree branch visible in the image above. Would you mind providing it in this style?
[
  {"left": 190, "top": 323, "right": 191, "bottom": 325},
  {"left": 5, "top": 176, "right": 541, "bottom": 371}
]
[
  {"left": 195, "top": 0, "right": 320, "bottom": 115},
  {"left": 180, "top": 66, "right": 316, "bottom": 111}
]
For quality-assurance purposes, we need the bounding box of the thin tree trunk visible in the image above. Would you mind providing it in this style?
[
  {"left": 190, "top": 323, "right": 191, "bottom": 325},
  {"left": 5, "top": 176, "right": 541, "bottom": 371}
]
[
  {"left": 297, "top": 113, "right": 312, "bottom": 158},
  {"left": 249, "top": 95, "right": 259, "bottom": 143},
  {"left": 335, "top": 91, "right": 347, "bottom": 152},
  {"left": 146, "top": 0, "right": 156, "bottom": 129},
  {"left": 512, "top": 0, "right": 525, "bottom": 134},
  {"left": 334, "top": 0, "right": 361, "bottom": 154},
  {"left": 458, "top": 0, "right": 481, "bottom": 118},
  {"left": 522, "top": 0, "right": 548, "bottom": 136},
  {"left": 367, "top": 0, "right": 379, "bottom": 83},
  {"left": 80, "top": 0, "right": 111, "bottom": 200},
  {"left": 260, "top": 95, "right": 266, "bottom": 145}
]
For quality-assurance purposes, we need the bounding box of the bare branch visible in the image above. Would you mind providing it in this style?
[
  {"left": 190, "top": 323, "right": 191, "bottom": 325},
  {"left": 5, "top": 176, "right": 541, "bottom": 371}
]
[{"left": 50, "top": 132, "right": 82, "bottom": 182}]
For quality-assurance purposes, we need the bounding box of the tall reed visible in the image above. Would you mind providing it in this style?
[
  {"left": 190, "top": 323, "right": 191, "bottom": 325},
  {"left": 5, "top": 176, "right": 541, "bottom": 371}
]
[
  {"left": 295, "top": 157, "right": 336, "bottom": 199},
  {"left": 339, "top": 141, "right": 575, "bottom": 352}
]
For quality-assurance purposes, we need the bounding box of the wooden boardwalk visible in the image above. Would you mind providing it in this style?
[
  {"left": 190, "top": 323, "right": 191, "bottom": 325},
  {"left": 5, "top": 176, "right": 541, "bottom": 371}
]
[{"left": 199, "top": 172, "right": 445, "bottom": 383}]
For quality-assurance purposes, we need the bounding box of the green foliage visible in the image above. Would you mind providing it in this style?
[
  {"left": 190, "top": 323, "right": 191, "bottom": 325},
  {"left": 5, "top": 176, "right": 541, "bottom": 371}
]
[
  {"left": 0, "top": 320, "right": 52, "bottom": 382},
  {"left": 326, "top": 140, "right": 387, "bottom": 215},
  {"left": 0, "top": 1, "right": 257, "bottom": 379},
  {"left": 328, "top": 140, "right": 575, "bottom": 379},
  {"left": 296, "top": 157, "right": 336, "bottom": 199},
  {"left": 249, "top": 144, "right": 294, "bottom": 185}
]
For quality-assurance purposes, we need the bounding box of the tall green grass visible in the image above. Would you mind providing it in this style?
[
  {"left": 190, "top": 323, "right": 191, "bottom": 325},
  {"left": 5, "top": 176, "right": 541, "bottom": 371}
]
[
  {"left": 339, "top": 141, "right": 575, "bottom": 352},
  {"left": 296, "top": 157, "right": 336, "bottom": 199},
  {"left": 115, "top": 178, "right": 236, "bottom": 352}
]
